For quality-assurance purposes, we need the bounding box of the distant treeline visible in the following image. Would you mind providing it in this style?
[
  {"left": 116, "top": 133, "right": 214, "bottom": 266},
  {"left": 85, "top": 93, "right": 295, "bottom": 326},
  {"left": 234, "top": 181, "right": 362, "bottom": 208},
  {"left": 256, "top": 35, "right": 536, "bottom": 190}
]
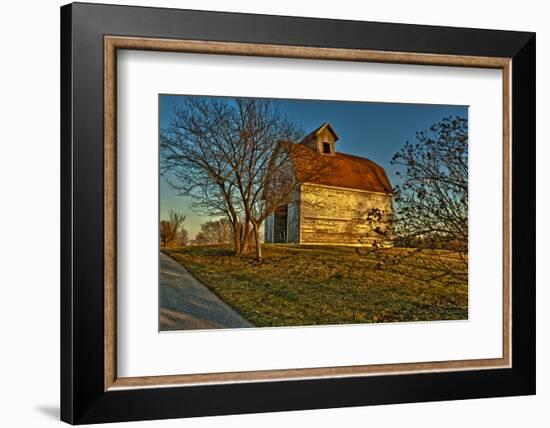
[
  {"left": 160, "top": 210, "right": 188, "bottom": 248},
  {"left": 160, "top": 214, "right": 243, "bottom": 248}
]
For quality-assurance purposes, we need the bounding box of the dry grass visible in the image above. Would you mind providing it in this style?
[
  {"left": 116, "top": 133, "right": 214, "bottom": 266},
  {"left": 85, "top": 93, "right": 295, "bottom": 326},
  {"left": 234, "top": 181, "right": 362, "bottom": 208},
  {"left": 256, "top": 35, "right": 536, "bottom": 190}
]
[{"left": 163, "top": 244, "right": 468, "bottom": 327}]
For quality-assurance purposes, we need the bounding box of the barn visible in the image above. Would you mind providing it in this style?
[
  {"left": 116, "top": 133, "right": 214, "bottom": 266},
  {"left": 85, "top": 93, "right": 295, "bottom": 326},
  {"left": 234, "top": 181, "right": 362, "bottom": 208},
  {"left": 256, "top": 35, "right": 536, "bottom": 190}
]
[{"left": 264, "top": 122, "right": 393, "bottom": 247}]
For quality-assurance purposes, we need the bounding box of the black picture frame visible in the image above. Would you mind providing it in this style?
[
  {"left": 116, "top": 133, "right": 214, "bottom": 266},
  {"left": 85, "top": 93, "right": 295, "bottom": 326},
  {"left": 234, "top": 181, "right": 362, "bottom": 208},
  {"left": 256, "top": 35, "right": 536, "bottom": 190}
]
[{"left": 61, "top": 2, "right": 535, "bottom": 424}]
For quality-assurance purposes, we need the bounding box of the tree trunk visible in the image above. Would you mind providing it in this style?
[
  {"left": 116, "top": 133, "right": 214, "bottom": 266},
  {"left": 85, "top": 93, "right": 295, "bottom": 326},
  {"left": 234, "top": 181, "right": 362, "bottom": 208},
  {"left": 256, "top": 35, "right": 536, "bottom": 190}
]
[
  {"left": 232, "top": 221, "right": 242, "bottom": 255},
  {"left": 252, "top": 222, "right": 262, "bottom": 261},
  {"left": 240, "top": 221, "right": 252, "bottom": 254}
]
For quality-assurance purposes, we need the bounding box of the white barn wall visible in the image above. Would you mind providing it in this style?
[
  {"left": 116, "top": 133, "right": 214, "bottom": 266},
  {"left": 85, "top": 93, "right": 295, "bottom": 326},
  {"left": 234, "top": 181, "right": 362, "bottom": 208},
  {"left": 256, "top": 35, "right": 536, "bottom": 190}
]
[{"left": 299, "top": 183, "right": 393, "bottom": 246}]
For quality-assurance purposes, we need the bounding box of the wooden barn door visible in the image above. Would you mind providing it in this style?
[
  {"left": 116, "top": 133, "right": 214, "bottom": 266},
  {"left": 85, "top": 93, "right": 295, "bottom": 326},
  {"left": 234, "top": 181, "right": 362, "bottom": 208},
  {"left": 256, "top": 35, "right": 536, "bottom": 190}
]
[{"left": 273, "top": 204, "right": 288, "bottom": 243}]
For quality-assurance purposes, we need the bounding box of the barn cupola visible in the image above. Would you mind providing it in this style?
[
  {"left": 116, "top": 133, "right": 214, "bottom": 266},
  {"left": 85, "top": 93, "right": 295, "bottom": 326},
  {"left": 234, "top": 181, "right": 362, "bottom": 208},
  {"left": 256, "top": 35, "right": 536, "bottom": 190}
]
[{"left": 300, "top": 122, "right": 339, "bottom": 155}]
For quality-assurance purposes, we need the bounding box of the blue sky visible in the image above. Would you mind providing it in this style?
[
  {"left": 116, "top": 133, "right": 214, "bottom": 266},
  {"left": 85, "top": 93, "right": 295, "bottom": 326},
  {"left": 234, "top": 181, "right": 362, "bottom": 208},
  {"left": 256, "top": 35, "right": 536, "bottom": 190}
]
[{"left": 160, "top": 94, "right": 467, "bottom": 238}]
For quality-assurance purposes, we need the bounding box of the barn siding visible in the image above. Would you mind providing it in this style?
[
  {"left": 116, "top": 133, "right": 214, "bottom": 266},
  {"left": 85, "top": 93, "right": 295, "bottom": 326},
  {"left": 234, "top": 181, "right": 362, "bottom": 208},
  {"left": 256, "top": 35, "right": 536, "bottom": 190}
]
[
  {"left": 300, "top": 183, "right": 393, "bottom": 246},
  {"left": 264, "top": 213, "right": 274, "bottom": 243},
  {"left": 287, "top": 188, "right": 301, "bottom": 243}
]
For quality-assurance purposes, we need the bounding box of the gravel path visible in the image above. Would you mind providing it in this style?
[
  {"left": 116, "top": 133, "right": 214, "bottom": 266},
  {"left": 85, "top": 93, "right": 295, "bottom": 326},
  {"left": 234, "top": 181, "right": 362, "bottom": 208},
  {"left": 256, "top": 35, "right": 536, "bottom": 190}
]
[{"left": 159, "top": 252, "right": 253, "bottom": 331}]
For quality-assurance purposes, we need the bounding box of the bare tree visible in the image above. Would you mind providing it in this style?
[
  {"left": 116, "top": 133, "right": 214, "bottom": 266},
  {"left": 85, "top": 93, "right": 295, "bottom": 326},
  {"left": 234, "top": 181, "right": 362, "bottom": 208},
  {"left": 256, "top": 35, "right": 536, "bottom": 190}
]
[
  {"left": 161, "top": 98, "right": 253, "bottom": 255},
  {"left": 159, "top": 209, "right": 187, "bottom": 248},
  {"left": 244, "top": 138, "right": 334, "bottom": 260},
  {"left": 221, "top": 99, "right": 306, "bottom": 261},
  {"left": 359, "top": 116, "right": 468, "bottom": 283},
  {"left": 161, "top": 97, "right": 329, "bottom": 260},
  {"left": 179, "top": 228, "right": 189, "bottom": 246},
  {"left": 194, "top": 219, "right": 233, "bottom": 245},
  {"left": 192, "top": 232, "right": 208, "bottom": 246},
  {"left": 160, "top": 221, "right": 172, "bottom": 248}
]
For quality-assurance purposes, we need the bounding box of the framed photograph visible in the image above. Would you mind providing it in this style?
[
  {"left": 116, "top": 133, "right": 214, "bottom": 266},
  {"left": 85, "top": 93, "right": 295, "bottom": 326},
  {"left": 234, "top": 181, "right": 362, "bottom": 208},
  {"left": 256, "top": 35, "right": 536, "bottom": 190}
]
[{"left": 60, "top": 2, "right": 535, "bottom": 424}]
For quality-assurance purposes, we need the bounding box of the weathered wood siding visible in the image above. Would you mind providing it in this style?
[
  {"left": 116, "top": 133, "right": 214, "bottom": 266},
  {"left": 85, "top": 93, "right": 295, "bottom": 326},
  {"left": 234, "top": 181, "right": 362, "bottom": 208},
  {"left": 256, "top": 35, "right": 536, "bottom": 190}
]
[
  {"left": 300, "top": 183, "right": 393, "bottom": 246},
  {"left": 264, "top": 213, "right": 274, "bottom": 243},
  {"left": 304, "top": 126, "right": 336, "bottom": 154},
  {"left": 287, "top": 188, "right": 301, "bottom": 243}
]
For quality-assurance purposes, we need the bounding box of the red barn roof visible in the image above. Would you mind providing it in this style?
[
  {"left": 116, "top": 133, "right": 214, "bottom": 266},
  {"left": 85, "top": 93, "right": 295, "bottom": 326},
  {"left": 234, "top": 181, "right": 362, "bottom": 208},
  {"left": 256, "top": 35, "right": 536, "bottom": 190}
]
[{"left": 281, "top": 141, "right": 393, "bottom": 195}]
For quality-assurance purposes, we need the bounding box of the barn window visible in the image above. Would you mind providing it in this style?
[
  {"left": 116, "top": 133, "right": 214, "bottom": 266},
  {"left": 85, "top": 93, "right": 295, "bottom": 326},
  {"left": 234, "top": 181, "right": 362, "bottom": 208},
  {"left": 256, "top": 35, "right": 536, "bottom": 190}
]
[{"left": 322, "top": 142, "right": 331, "bottom": 154}]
